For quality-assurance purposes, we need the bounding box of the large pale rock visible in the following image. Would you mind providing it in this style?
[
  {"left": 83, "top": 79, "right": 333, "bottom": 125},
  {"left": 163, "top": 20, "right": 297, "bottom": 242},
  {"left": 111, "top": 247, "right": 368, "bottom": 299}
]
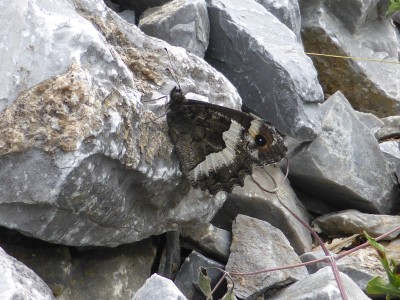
[
  {"left": 226, "top": 215, "right": 308, "bottom": 299},
  {"left": 212, "top": 165, "right": 312, "bottom": 255},
  {"left": 0, "top": 0, "right": 242, "bottom": 246},
  {"left": 301, "top": 0, "right": 400, "bottom": 117},
  {"left": 139, "top": 0, "right": 210, "bottom": 57},
  {"left": 206, "top": 0, "right": 323, "bottom": 140},
  {"left": 0, "top": 247, "right": 54, "bottom": 300},
  {"left": 288, "top": 92, "right": 399, "bottom": 214}
]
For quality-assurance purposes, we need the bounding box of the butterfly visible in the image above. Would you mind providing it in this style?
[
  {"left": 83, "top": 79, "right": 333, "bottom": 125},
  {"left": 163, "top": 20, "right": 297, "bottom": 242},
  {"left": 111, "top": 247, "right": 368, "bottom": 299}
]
[{"left": 167, "top": 86, "right": 287, "bottom": 195}]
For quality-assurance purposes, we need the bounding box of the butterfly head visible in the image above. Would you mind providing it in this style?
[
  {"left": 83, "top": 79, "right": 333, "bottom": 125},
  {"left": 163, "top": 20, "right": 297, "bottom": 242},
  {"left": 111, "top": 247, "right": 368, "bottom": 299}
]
[{"left": 169, "top": 86, "right": 186, "bottom": 106}]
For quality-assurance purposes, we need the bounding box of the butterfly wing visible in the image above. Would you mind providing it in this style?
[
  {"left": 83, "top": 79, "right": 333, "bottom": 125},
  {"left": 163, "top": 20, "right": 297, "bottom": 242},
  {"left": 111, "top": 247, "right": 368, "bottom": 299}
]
[{"left": 167, "top": 99, "right": 287, "bottom": 194}]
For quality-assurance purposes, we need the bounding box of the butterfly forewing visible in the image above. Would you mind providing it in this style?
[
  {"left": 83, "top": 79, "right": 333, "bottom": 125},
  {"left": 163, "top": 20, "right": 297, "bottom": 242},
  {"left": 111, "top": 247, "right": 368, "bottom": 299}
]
[{"left": 167, "top": 88, "right": 287, "bottom": 194}]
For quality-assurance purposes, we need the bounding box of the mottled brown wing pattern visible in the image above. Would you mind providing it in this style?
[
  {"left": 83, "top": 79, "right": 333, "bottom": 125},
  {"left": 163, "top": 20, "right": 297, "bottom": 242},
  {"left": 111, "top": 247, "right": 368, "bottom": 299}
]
[{"left": 167, "top": 87, "right": 287, "bottom": 194}]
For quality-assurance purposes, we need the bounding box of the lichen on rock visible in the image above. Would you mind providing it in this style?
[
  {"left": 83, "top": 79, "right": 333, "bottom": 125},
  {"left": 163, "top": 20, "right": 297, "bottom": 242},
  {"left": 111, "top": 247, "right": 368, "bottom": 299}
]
[{"left": 0, "top": 63, "right": 103, "bottom": 154}]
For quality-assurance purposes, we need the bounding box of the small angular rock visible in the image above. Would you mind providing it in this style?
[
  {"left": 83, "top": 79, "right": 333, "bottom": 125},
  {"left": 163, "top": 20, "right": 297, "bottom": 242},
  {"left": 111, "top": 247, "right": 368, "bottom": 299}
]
[
  {"left": 288, "top": 92, "right": 399, "bottom": 214},
  {"left": 313, "top": 209, "right": 400, "bottom": 240},
  {"left": 375, "top": 116, "right": 400, "bottom": 141},
  {"left": 269, "top": 267, "right": 371, "bottom": 300},
  {"left": 133, "top": 274, "right": 187, "bottom": 300},
  {"left": 226, "top": 215, "right": 308, "bottom": 299},
  {"left": 212, "top": 165, "right": 312, "bottom": 255},
  {"left": 181, "top": 223, "right": 231, "bottom": 261},
  {"left": 139, "top": 0, "right": 210, "bottom": 57},
  {"left": 174, "top": 251, "right": 224, "bottom": 299},
  {"left": 0, "top": 247, "right": 54, "bottom": 300}
]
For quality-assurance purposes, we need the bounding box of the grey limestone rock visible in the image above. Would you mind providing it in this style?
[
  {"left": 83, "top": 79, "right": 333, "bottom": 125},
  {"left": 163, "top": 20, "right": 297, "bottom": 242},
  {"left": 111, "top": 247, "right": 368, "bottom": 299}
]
[
  {"left": 0, "top": 230, "right": 157, "bottom": 299},
  {"left": 288, "top": 92, "right": 399, "bottom": 214},
  {"left": 133, "top": 274, "right": 187, "bottom": 300},
  {"left": 355, "top": 111, "right": 384, "bottom": 135},
  {"left": 301, "top": 0, "right": 400, "bottom": 117},
  {"left": 301, "top": 247, "right": 391, "bottom": 294},
  {"left": 269, "top": 266, "right": 371, "bottom": 300},
  {"left": 206, "top": 0, "right": 323, "bottom": 141},
  {"left": 139, "top": 0, "right": 210, "bottom": 57},
  {"left": 174, "top": 251, "right": 224, "bottom": 299},
  {"left": 212, "top": 165, "right": 312, "bottom": 255},
  {"left": 375, "top": 116, "right": 400, "bottom": 141},
  {"left": 255, "top": 0, "right": 302, "bottom": 43},
  {"left": 226, "top": 214, "right": 308, "bottom": 300},
  {"left": 313, "top": 209, "right": 400, "bottom": 240},
  {"left": 323, "top": 0, "right": 381, "bottom": 33},
  {"left": 0, "top": 0, "right": 240, "bottom": 247},
  {"left": 158, "top": 231, "right": 182, "bottom": 280},
  {"left": 380, "top": 140, "right": 400, "bottom": 174},
  {"left": 0, "top": 247, "right": 54, "bottom": 300},
  {"left": 181, "top": 223, "right": 231, "bottom": 261}
]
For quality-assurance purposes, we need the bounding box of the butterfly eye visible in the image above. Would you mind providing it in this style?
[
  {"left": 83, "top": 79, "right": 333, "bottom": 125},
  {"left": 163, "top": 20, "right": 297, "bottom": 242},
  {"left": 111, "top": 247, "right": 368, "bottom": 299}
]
[{"left": 254, "top": 134, "right": 267, "bottom": 146}]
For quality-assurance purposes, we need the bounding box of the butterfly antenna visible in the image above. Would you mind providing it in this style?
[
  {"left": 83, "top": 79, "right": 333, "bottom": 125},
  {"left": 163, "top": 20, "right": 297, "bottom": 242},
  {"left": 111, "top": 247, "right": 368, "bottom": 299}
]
[
  {"left": 251, "top": 157, "right": 289, "bottom": 194},
  {"left": 142, "top": 112, "right": 167, "bottom": 124},
  {"left": 164, "top": 48, "right": 181, "bottom": 89},
  {"left": 142, "top": 94, "right": 168, "bottom": 104}
]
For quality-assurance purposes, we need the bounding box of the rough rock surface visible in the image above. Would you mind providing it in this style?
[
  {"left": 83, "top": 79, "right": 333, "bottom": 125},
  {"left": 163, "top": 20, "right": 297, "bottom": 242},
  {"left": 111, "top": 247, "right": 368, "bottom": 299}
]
[
  {"left": 302, "top": 247, "right": 388, "bottom": 294},
  {"left": 269, "top": 267, "right": 371, "bottom": 300},
  {"left": 226, "top": 215, "right": 308, "bottom": 299},
  {"left": 375, "top": 116, "right": 400, "bottom": 141},
  {"left": 206, "top": 0, "right": 323, "bottom": 140},
  {"left": 2, "top": 0, "right": 400, "bottom": 299},
  {"left": 133, "top": 274, "right": 187, "bottom": 300},
  {"left": 288, "top": 92, "right": 399, "bottom": 214},
  {"left": 157, "top": 231, "right": 181, "bottom": 280},
  {"left": 1, "top": 234, "right": 157, "bottom": 300},
  {"left": 255, "top": 0, "right": 302, "bottom": 43},
  {"left": 0, "top": 0, "right": 241, "bottom": 247},
  {"left": 313, "top": 209, "right": 400, "bottom": 240},
  {"left": 380, "top": 141, "right": 400, "bottom": 174},
  {"left": 181, "top": 223, "right": 231, "bottom": 261},
  {"left": 0, "top": 247, "right": 54, "bottom": 300},
  {"left": 301, "top": 0, "right": 400, "bottom": 117},
  {"left": 174, "top": 251, "right": 224, "bottom": 299},
  {"left": 139, "top": 0, "right": 210, "bottom": 57},
  {"left": 213, "top": 165, "right": 312, "bottom": 255}
]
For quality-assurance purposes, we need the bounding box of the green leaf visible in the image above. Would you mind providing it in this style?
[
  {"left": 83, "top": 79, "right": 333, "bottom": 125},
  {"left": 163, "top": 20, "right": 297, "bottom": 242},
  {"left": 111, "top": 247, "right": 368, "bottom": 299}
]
[
  {"left": 196, "top": 268, "right": 213, "bottom": 299},
  {"left": 364, "top": 232, "right": 393, "bottom": 278},
  {"left": 392, "top": 273, "right": 400, "bottom": 287},
  {"left": 367, "top": 277, "right": 400, "bottom": 297},
  {"left": 387, "top": 0, "right": 400, "bottom": 15},
  {"left": 221, "top": 290, "right": 237, "bottom": 300},
  {"left": 365, "top": 232, "right": 385, "bottom": 254}
]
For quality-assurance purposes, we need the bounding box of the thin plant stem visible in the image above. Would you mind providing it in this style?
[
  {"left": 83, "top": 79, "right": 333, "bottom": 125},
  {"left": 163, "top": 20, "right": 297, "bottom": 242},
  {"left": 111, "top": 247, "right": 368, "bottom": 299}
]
[{"left": 337, "top": 224, "right": 400, "bottom": 260}]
